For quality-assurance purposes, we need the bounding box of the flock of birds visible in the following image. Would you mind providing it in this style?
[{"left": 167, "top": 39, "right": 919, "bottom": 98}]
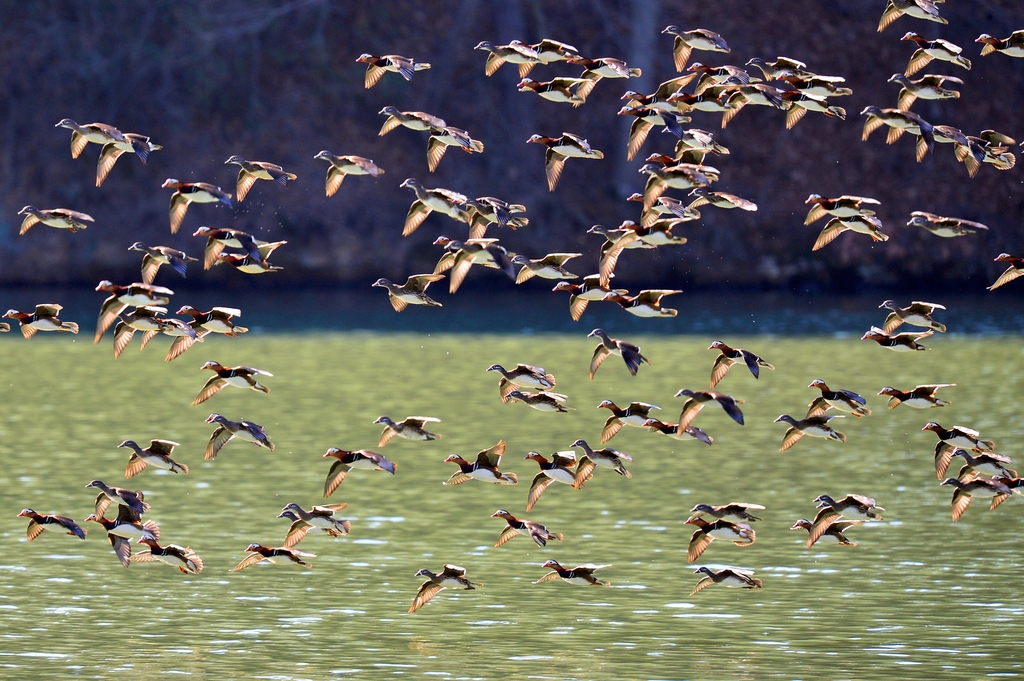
[{"left": 10, "top": 1, "right": 1024, "bottom": 611}]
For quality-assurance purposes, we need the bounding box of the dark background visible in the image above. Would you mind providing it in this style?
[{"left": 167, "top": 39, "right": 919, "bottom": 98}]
[{"left": 2, "top": 0, "right": 1022, "bottom": 292}]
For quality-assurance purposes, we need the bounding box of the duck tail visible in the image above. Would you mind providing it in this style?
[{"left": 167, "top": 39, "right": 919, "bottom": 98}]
[
  {"left": 828, "top": 106, "right": 846, "bottom": 120},
  {"left": 254, "top": 383, "right": 270, "bottom": 394},
  {"left": 62, "top": 322, "right": 80, "bottom": 334}
]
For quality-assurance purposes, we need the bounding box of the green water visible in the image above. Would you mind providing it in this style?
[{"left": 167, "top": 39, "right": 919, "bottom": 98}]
[{"left": 1, "top": 332, "right": 1023, "bottom": 679}]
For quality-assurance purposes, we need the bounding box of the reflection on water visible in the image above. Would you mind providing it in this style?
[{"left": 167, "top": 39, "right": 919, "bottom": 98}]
[{"left": 1, "top": 327, "right": 1023, "bottom": 679}]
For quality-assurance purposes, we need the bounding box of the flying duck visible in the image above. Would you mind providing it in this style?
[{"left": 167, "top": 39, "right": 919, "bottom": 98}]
[
  {"left": 878, "top": 384, "right": 954, "bottom": 410},
  {"left": 278, "top": 503, "right": 351, "bottom": 547},
  {"left": 791, "top": 517, "right": 864, "bottom": 548},
  {"left": 18, "top": 206, "right": 93, "bottom": 235},
  {"left": 322, "top": 448, "right": 396, "bottom": 497},
  {"left": 213, "top": 245, "right": 285, "bottom": 275},
  {"left": 552, "top": 275, "right": 627, "bottom": 322},
  {"left": 192, "top": 361, "right": 272, "bottom": 405},
  {"left": 313, "top": 151, "right": 383, "bottom": 197},
  {"left": 373, "top": 274, "right": 444, "bottom": 312},
  {"left": 989, "top": 254, "right": 1024, "bottom": 291},
  {"left": 977, "top": 31, "right": 1024, "bottom": 58},
  {"left": 426, "top": 126, "right": 484, "bottom": 172},
  {"left": 803, "top": 194, "right": 879, "bottom": 224},
  {"left": 861, "top": 106, "right": 935, "bottom": 161},
  {"left": 812, "top": 215, "right": 889, "bottom": 250},
  {"left": 887, "top": 73, "right": 961, "bottom": 111},
  {"left": 3, "top": 304, "right": 79, "bottom": 338},
  {"left": 505, "top": 390, "right": 571, "bottom": 413},
  {"left": 490, "top": 510, "right": 564, "bottom": 547},
  {"left": 94, "top": 132, "right": 161, "bottom": 187},
  {"left": 690, "top": 567, "right": 762, "bottom": 595},
  {"left": 690, "top": 502, "right": 765, "bottom": 523},
  {"left": 486, "top": 363, "right": 558, "bottom": 404},
  {"left": 356, "top": 53, "right": 431, "bottom": 87},
  {"left": 474, "top": 40, "right": 540, "bottom": 77},
  {"left": 463, "top": 196, "right": 529, "bottom": 238},
  {"left": 775, "top": 414, "right": 846, "bottom": 451},
  {"left": 676, "top": 389, "right": 745, "bottom": 428},
  {"left": 934, "top": 442, "right": 1010, "bottom": 480},
  {"left": 191, "top": 226, "right": 271, "bottom": 269},
  {"left": 923, "top": 422, "right": 996, "bottom": 453},
  {"left": 54, "top": 118, "right": 128, "bottom": 158},
  {"left": 524, "top": 451, "right": 578, "bottom": 511},
  {"left": 18, "top": 509, "right": 86, "bottom": 541},
  {"left": 375, "top": 416, "right": 441, "bottom": 446},
  {"left": 93, "top": 281, "right": 174, "bottom": 343},
  {"left": 119, "top": 439, "right": 188, "bottom": 478},
  {"left": 805, "top": 494, "right": 883, "bottom": 545},
  {"left": 177, "top": 305, "right": 247, "bottom": 337},
  {"left": 223, "top": 156, "right": 297, "bottom": 202},
  {"left": 597, "top": 400, "right": 660, "bottom": 442},
  {"left": 530, "top": 39, "right": 582, "bottom": 63},
  {"left": 618, "top": 106, "right": 690, "bottom": 161},
  {"left": 941, "top": 475, "right": 1012, "bottom": 522},
  {"left": 534, "top": 560, "right": 611, "bottom": 586},
  {"left": 661, "top": 26, "right": 730, "bottom": 71},
  {"left": 378, "top": 107, "right": 447, "bottom": 136},
  {"left": 566, "top": 55, "right": 642, "bottom": 93},
  {"left": 409, "top": 564, "right": 481, "bottom": 613},
  {"left": 878, "top": 0, "right": 946, "bottom": 31},
  {"left": 588, "top": 329, "right": 651, "bottom": 378},
  {"left": 638, "top": 162, "right": 718, "bottom": 210},
  {"left": 745, "top": 56, "right": 814, "bottom": 80},
  {"left": 688, "top": 188, "right": 757, "bottom": 212},
  {"left": 879, "top": 300, "right": 946, "bottom": 333},
  {"left": 511, "top": 253, "right": 580, "bottom": 284},
  {"left": 85, "top": 480, "right": 149, "bottom": 517},
  {"left": 399, "top": 178, "right": 469, "bottom": 236},
  {"left": 708, "top": 341, "right": 774, "bottom": 388},
  {"left": 602, "top": 289, "right": 682, "bottom": 318},
  {"left": 110, "top": 306, "right": 175, "bottom": 359},
  {"left": 131, "top": 539, "right": 204, "bottom": 574},
  {"left": 517, "top": 77, "right": 589, "bottom": 107},
  {"left": 128, "top": 243, "right": 197, "bottom": 284},
  {"left": 205, "top": 413, "right": 275, "bottom": 460},
  {"left": 444, "top": 441, "right": 517, "bottom": 485},
  {"left": 902, "top": 32, "right": 971, "bottom": 75},
  {"left": 569, "top": 439, "right": 632, "bottom": 488},
  {"left": 161, "top": 179, "right": 232, "bottom": 234},
  {"left": 806, "top": 379, "right": 871, "bottom": 418},
  {"left": 526, "top": 133, "right": 605, "bottom": 191},
  {"left": 685, "top": 516, "right": 756, "bottom": 562},
  {"left": 953, "top": 451, "right": 1018, "bottom": 480},
  {"left": 907, "top": 211, "right": 987, "bottom": 238},
  {"left": 85, "top": 507, "right": 159, "bottom": 567},
  {"left": 432, "top": 237, "right": 515, "bottom": 293},
  {"left": 230, "top": 544, "right": 316, "bottom": 571},
  {"left": 641, "top": 418, "right": 715, "bottom": 445},
  {"left": 860, "top": 327, "right": 932, "bottom": 351}
]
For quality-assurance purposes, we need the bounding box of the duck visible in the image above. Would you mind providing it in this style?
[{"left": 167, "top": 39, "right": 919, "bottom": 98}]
[
  {"left": 684, "top": 516, "right": 756, "bottom": 563},
  {"left": 661, "top": 26, "right": 730, "bottom": 71},
  {"left": 399, "top": 178, "right": 469, "bottom": 236},
  {"left": 3, "top": 304, "right": 79, "bottom": 338},
  {"left": 156, "top": 317, "right": 204, "bottom": 362},
  {"left": 804, "top": 494, "right": 883, "bottom": 546},
  {"left": 375, "top": 415, "right": 441, "bottom": 446},
  {"left": 879, "top": 300, "right": 946, "bottom": 333},
  {"left": 778, "top": 74, "right": 853, "bottom": 99},
  {"left": 690, "top": 567, "right": 762, "bottom": 594},
  {"left": 803, "top": 194, "right": 880, "bottom": 224},
  {"left": 18, "top": 509, "right": 86, "bottom": 541},
  {"left": 602, "top": 289, "right": 682, "bottom": 318},
  {"left": 597, "top": 400, "right": 661, "bottom": 442},
  {"left": 671, "top": 128, "right": 731, "bottom": 164},
  {"left": 620, "top": 74, "right": 699, "bottom": 114},
  {"left": 569, "top": 439, "right": 632, "bottom": 488},
  {"left": 85, "top": 480, "right": 149, "bottom": 517},
  {"left": 463, "top": 196, "right": 529, "bottom": 238},
  {"left": 505, "top": 390, "right": 571, "bottom": 413},
  {"left": 878, "top": 0, "right": 946, "bottom": 31},
  {"left": 409, "top": 564, "right": 481, "bottom": 613},
  {"left": 95, "top": 132, "right": 161, "bottom": 187},
  {"left": 687, "top": 188, "right": 757, "bottom": 212},
  {"left": 588, "top": 223, "right": 654, "bottom": 288},
  {"left": 511, "top": 253, "right": 580, "bottom": 284},
  {"left": 638, "top": 162, "right": 718, "bottom": 210},
  {"left": 119, "top": 439, "right": 188, "bottom": 478},
  {"left": 177, "top": 305, "right": 247, "bottom": 337},
  {"left": 192, "top": 226, "right": 273, "bottom": 269},
  {"left": 860, "top": 326, "right": 932, "bottom": 351},
  {"left": 806, "top": 379, "right": 871, "bottom": 418},
  {"left": 686, "top": 62, "right": 751, "bottom": 92},
  {"left": 961, "top": 130, "right": 1016, "bottom": 174},
  {"left": 322, "top": 448, "right": 397, "bottom": 497},
  {"left": 128, "top": 243, "right": 198, "bottom": 284},
  {"left": 213, "top": 248, "right": 285, "bottom": 275},
  {"left": 432, "top": 237, "right": 515, "bottom": 293},
  {"left": 276, "top": 510, "right": 345, "bottom": 545},
  {"left": 229, "top": 543, "right": 316, "bottom": 571},
  {"left": 524, "top": 451, "right": 578, "bottom": 511},
  {"left": 719, "top": 82, "right": 789, "bottom": 127},
  {"left": 935, "top": 442, "right": 993, "bottom": 480},
  {"left": 490, "top": 510, "right": 564, "bottom": 547},
  {"left": 534, "top": 560, "right": 611, "bottom": 586},
  {"left": 110, "top": 306, "right": 182, "bottom": 359},
  {"left": 977, "top": 31, "right": 1024, "bottom": 58},
  {"left": 664, "top": 89, "right": 735, "bottom": 115},
  {"left": 378, "top": 107, "right": 447, "bottom": 137},
  {"left": 588, "top": 328, "right": 651, "bottom": 378},
  {"left": 776, "top": 90, "right": 845, "bottom": 129},
  {"left": 708, "top": 341, "right": 774, "bottom": 388},
  {"left": 791, "top": 517, "right": 864, "bottom": 548},
  {"left": 131, "top": 539, "right": 204, "bottom": 574},
  {"left": 861, "top": 106, "right": 935, "bottom": 162},
  {"left": 953, "top": 451, "right": 1018, "bottom": 480},
  {"left": 85, "top": 507, "right": 159, "bottom": 568},
  {"left": 941, "top": 475, "right": 1012, "bottom": 522},
  {"left": 526, "top": 133, "right": 605, "bottom": 191},
  {"left": 745, "top": 56, "right": 815, "bottom": 81},
  {"left": 641, "top": 418, "right": 714, "bottom": 445},
  {"left": 878, "top": 384, "right": 954, "bottom": 410},
  {"left": 54, "top": 118, "right": 128, "bottom": 158},
  {"left": 676, "top": 389, "right": 745, "bottom": 428},
  {"left": 923, "top": 422, "right": 996, "bottom": 453},
  {"left": 474, "top": 40, "right": 540, "bottom": 77},
  {"left": 17, "top": 206, "right": 93, "bottom": 235},
  {"left": 426, "top": 126, "right": 484, "bottom": 172},
  {"left": 566, "top": 55, "right": 642, "bottom": 87},
  {"left": 355, "top": 53, "right": 431, "bottom": 87},
  {"left": 530, "top": 38, "right": 582, "bottom": 63},
  {"left": 224, "top": 156, "right": 297, "bottom": 202},
  {"left": 552, "top": 275, "right": 628, "bottom": 322},
  {"left": 192, "top": 361, "right": 272, "bottom": 406},
  {"left": 278, "top": 503, "right": 352, "bottom": 547},
  {"left": 907, "top": 211, "right": 987, "bottom": 238},
  {"left": 988, "top": 253, "right": 1024, "bottom": 290},
  {"left": 516, "top": 77, "right": 589, "bottom": 107},
  {"left": 618, "top": 106, "right": 690, "bottom": 161},
  {"left": 812, "top": 215, "right": 889, "bottom": 250},
  {"left": 161, "top": 179, "right": 233, "bottom": 234},
  {"left": 774, "top": 414, "right": 846, "bottom": 451},
  {"left": 902, "top": 32, "right": 971, "bottom": 76},
  {"left": 205, "top": 413, "right": 275, "bottom": 460},
  {"left": 93, "top": 281, "right": 174, "bottom": 343},
  {"left": 373, "top": 275, "right": 444, "bottom": 312},
  {"left": 887, "top": 73, "right": 961, "bottom": 111},
  {"left": 689, "top": 502, "right": 764, "bottom": 523},
  {"left": 313, "top": 151, "right": 383, "bottom": 197},
  {"left": 444, "top": 441, "right": 517, "bottom": 485}
]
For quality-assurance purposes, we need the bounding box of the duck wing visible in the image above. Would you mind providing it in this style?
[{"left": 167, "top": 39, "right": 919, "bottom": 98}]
[
  {"left": 324, "top": 461, "right": 352, "bottom": 497},
  {"left": 494, "top": 525, "right": 520, "bottom": 547},
  {"left": 205, "top": 426, "right": 233, "bottom": 461},
  {"left": 526, "top": 472, "right": 555, "bottom": 512},
  {"left": 476, "top": 440, "right": 507, "bottom": 469}
]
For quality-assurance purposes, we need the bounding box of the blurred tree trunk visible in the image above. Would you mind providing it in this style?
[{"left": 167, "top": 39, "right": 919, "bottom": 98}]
[{"left": 615, "top": 0, "right": 660, "bottom": 198}]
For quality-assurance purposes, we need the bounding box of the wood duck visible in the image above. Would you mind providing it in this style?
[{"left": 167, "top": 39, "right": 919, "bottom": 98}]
[
  {"left": 356, "top": 53, "right": 431, "bottom": 87},
  {"left": 638, "top": 162, "right": 717, "bottom": 210},
  {"left": 804, "top": 194, "right": 880, "bottom": 224},
  {"left": 779, "top": 74, "right": 853, "bottom": 99},
  {"left": 505, "top": 390, "right": 571, "bottom": 413},
  {"left": 373, "top": 275, "right": 444, "bottom": 312},
  {"left": 223, "top": 156, "right": 297, "bottom": 202},
  {"left": 161, "top": 179, "right": 232, "bottom": 234},
  {"left": 860, "top": 326, "right": 932, "bottom": 351},
  {"left": 85, "top": 506, "right": 159, "bottom": 567},
  {"left": 676, "top": 389, "right": 745, "bottom": 428},
  {"left": 192, "top": 362, "right": 272, "bottom": 405},
  {"left": 94, "top": 281, "right": 174, "bottom": 343},
  {"left": 552, "top": 275, "right": 627, "bottom": 322},
  {"left": 861, "top": 106, "right": 935, "bottom": 162},
  {"left": 791, "top": 517, "right": 863, "bottom": 548},
  {"left": 775, "top": 414, "right": 846, "bottom": 451},
  {"left": 399, "top": 178, "right": 469, "bottom": 236},
  {"left": 887, "top": 73, "right": 961, "bottom": 111},
  {"left": 409, "top": 564, "right": 481, "bottom": 613},
  {"left": 530, "top": 39, "right": 582, "bottom": 64},
  {"left": 157, "top": 317, "right": 204, "bottom": 362},
  {"left": 119, "top": 439, "right": 188, "bottom": 478},
  {"left": 314, "top": 151, "right": 383, "bottom": 197},
  {"left": 54, "top": 118, "right": 128, "bottom": 158},
  {"left": 177, "top": 306, "right": 247, "bottom": 337},
  {"left": 192, "top": 226, "right": 272, "bottom": 269},
  {"left": 686, "top": 62, "right": 751, "bottom": 92},
  {"left": 534, "top": 560, "right": 611, "bottom": 586},
  {"left": 661, "top": 26, "right": 730, "bottom": 71},
  {"left": 690, "top": 567, "right": 762, "bottom": 595},
  {"left": 444, "top": 441, "right": 517, "bottom": 485},
  {"left": 641, "top": 418, "right": 714, "bottom": 445},
  {"left": 806, "top": 379, "right": 871, "bottom": 418},
  {"left": 3, "top": 304, "right": 79, "bottom": 338},
  {"left": 205, "top": 413, "right": 275, "bottom": 460},
  {"left": 18, "top": 509, "right": 86, "bottom": 541},
  {"left": 517, "top": 77, "right": 589, "bottom": 107},
  {"left": 989, "top": 254, "right": 1024, "bottom": 291},
  {"left": 879, "top": 300, "right": 946, "bottom": 333},
  {"left": 878, "top": 384, "right": 954, "bottom": 410},
  {"left": 588, "top": 329, "right": 651, "bottom": 378},
  {"left": 511, "top": 253, "right": 580, "bottom": 284},
  {"left": 378, "top": 107, "right": 447, "bottom": 137},
  {"left": 322, "top": 448, "right": 396, "bottom": 497},
  {"left": 618, "top": 106, "right": 690, "bottom": 161},
  {"left": 463, "top": 196, "right": 529, "bottom": 238},
  {"left": 685, "top": 516, "right": 756, "bottom": 562},
  {"left": 813, "top": 214, "right": 889, "bottom": 250},
  {"left": 720, "top": 82, "right": 789, "bottom": 127},
  {"left": 953, "top": 451, "right": 1017, "bottom": 480},
  {"left": 942, "top": 475, "right": 1012, "bottom": 522},
  {"left": 745, "top": 56, "right": 814, "bottom": 80},
  {"left": 588, "top": 223, "right": 654, "bottom": 288},
  {"left": 525, "top": 451, "right": 578, "bottom": 511},
  {"left": 110, "top": 306, "right": 176, "bottom": 359},
  {"left": 602, "top": 289, "right": 681, "bottom": 319},
  {"left": 491, "top": 510, "right": 563, "bottom": 547},
  {"left": 128, "top": 243, "right": 197, "bottom": 284},
  {"left": 708, "top": 341, "right": 773, "bottom": 388},
  {"left": 213, "top": 246, "right": 285, "bottom": 275},
  {"left": 569, "top": 439, "right": 632, "bottom": 488},
  {"left": 432, "top": 237, "right": 515, "bottom": 293},
  {"left": 131, "top": 538, "right": 204, "bottom": 574},
  {"left": 621, "top": 75, "right": 698, "bottom": 114},
  {"left": 95, "top": 132, "right": 161, "bottom": 187},
  {"left": 474, "top": 40, "right": 540, "bottom": 77},
  {"left": 923, "top": 423, "right": 996, "bottom": 453},
  {"left": 907, "top": 211, "right": 986, "bottom": 238},
  {"left": 566, "top": 55, "right": 641, "bottom": 88},
  {"left": 690, "top": 502, "right": 764, "bottom": 523},
  {"left": 426, "top": 127, "right": 484, "bottom": 173},
  {"left": 879, "top": 0, "right": 946, "bottom": 31},
  {"left": 977, "top": 31, "right": 1024, "bottom": 58},
  {"left": 374, "top": 416, "right": 441, "bottom": 446},
  {"left": 18, "top": 206, "right": 94, "bottom": 235},
  {"left": 230, "top": 544, "right": 315, "bottom": 571},
  {"left": 278, "top": 503, "right": 351, "bottom": 547},
  {"left": 803, "top": 496, "right": 881, "bottom": 546},
  {"left": 597, "top": 400, "right": 661, "bottom": 442},
  {"left": 487, "top": 363, "right": 556, "bottom": 402},
  {"left": 902, "top": 32, "right": 971, "bottom": 76},
  {"left": 526, "top": 133, "right": 605, "bottom": 191},
  {"left": 85, "top": 480, "right": 149, "bottom": 517},
  {"left": 688, "top": 188, "right": 757, "bottom": 212}
]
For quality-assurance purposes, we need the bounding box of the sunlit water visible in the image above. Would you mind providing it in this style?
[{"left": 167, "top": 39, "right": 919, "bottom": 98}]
[{"left": 1, "top": 328, "right": 1023, "bottom": 679}]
